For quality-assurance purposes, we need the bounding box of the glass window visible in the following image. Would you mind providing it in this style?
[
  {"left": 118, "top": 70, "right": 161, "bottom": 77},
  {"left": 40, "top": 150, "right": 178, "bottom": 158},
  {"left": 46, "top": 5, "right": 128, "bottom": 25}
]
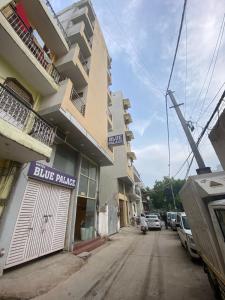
[
  {"left": 182, "top": 216, "right": 190, "bottom": 230},
  {"left": 215, "top": 209, "right": 225, "bottom": 241},
  {"left": 88, "top": 179, "right": 97, "bottom": 198},
  {"left": 78, "top": 175, "right": 88, "bottom": 197},
  {"left": 81, "top": 158, "right": 89, "bottom": 176},
  {"left": 54, "top": 144, "right": 77, "bottom": 176},
  {"left": 89, "top": 164, "right": 97, "bottom": 180}
]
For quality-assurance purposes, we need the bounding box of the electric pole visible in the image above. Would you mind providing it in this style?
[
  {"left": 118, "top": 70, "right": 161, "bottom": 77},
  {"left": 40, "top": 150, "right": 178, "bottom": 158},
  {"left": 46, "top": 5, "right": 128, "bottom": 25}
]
[{"left": 167, "top": 90, "right": 211, "bottom": 175}]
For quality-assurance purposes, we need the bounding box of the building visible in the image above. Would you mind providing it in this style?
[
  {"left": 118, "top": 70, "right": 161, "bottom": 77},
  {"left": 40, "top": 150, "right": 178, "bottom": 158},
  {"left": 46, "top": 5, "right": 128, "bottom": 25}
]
[
  {"left": 0, "top": 0, "right": 113, "bottom": 274},
  {"left": 99, "top": 91, "right": 142, "bottom": 236},
  {"left": 209, "top": 108, "right": 225, "bottom": 170},
  {"left": 133, "top": 166, "right": 144, "bottom": 216}
]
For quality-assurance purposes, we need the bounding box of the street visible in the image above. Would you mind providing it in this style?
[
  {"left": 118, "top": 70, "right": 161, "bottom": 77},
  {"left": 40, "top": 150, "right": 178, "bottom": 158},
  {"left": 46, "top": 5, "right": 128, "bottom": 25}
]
[{"left": 35, "top": 227, "right": 214, "bottom": 300}]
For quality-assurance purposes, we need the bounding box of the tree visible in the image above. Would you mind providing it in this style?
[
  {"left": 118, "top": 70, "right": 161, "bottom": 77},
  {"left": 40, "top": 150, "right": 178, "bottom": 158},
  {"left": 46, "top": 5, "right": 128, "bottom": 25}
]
[{"left": 143, "top": 177, "right": 185, "bottom": 212}]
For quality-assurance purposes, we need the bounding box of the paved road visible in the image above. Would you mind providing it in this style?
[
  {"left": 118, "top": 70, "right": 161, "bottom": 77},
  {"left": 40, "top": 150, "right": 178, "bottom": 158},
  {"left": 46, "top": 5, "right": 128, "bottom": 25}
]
[{"left": 36, "top": 227, "right": 214, "bottom": 300}]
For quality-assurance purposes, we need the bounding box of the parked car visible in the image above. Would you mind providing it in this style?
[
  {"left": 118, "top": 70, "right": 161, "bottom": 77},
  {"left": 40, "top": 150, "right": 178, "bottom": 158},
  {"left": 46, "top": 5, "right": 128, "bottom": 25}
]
[
  {"left": 177, "top": 212, "right": 199, "bottom": 259},
  {"left": 170, "top": 212, "right": 178, "bottom": 230},
  {"left": 145, "top": 215, "right": 162, "bottom": 230}
]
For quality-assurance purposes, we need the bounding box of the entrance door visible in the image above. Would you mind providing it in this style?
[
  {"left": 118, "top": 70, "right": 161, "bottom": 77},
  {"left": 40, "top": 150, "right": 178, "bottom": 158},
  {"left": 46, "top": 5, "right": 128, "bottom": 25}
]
[
  {"left": 6, "top": 180, "right": 71, "bottom": 268},
  {"left": 119, "top": 200, "right": 125, "bottom": 227}
]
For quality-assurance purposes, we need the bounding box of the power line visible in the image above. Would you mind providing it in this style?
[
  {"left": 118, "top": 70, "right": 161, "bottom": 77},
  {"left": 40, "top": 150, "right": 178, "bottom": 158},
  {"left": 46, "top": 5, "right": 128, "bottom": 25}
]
[
  {"left": 166, "top": 0, "right": 188, "bottom": 93},
  {"left": 172, "top": 80, "right": 225, "bottom": 178},
  {"left": 185, "top": 88, "right": 225, "bottom": 178},
  {"left": 165, "top": 0, "right": 187, "bottom": 174},
  {"left": 196, "top": 14, "right": 225, "bottom": 123},
  {"left": 190, "top": 12, "right": 225, "bottom": 117}
]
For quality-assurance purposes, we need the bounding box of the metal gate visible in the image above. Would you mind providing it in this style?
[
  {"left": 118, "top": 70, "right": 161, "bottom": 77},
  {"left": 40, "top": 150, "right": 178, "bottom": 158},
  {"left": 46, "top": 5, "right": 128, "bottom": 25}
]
[{"left": 5, "top": 179, "right": 71, "bottom": 268}]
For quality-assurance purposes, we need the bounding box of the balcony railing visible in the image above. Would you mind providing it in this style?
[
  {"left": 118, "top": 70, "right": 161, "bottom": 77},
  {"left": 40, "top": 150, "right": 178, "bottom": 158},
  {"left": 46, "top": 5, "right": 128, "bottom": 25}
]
[
  {"left": 107, "top": 108, "right": 112, "bottom": 121},
  {"left": 2, "top": 5, "right": 60, "bottom": 84},
  {"left": 45, "top": 0, "right": 71, "bottom": 47},
  {"left": 70, "top": 87, "right": 86, "bottom": 116},
  {"left": 0, "top": 84, "right": 54, "bottom": 146},
  {"left": 78, "top": 52, "right": 89, "bottom": 75}
]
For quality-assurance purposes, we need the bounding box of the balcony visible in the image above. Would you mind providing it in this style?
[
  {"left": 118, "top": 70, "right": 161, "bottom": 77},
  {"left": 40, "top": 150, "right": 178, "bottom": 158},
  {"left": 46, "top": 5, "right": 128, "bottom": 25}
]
[
  {"left": 70, "top": 86, "right": 86, "bottom": 116},
  {"left": 0, "top": 84, "right": 53, "bottom": 162},
  {"left": 67, "top": 21, "right": 92, "bottom": 58},
  {"left": 56, "top": 44, "right": 89, "bottom": 89},
  {"left": 71, "top": 7, "right": 94, "bottom": 38},
  {"left": 108, "top": 90, "right": 112, "bottom": 106},
  {"left": 123, "top": 98, "right": 131, "bottom": 110},
  {"left": 107, "top": 69, "right": 112, "bottom": 86},
  {"left": 23, "top": 0, "right": 69, "bottom": 57},
  {"left": 124, "top": 112, "right": 132, "bottom": 124},
  {"left": 125, "top": 130, "right": 134, "bottom": 141},
  {"left": 75, "top": 0, "right": 95, "bottom": 24},
  {"left": 0, "top": 5, "right": 60, "bottom": 95},
  {"left": 39, "top": 79, "right": 113, "bottom": 166}
]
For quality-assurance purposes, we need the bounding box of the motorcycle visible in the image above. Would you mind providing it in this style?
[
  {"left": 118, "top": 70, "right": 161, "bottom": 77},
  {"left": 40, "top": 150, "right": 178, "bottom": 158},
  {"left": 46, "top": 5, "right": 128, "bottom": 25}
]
[{"left": 141, "top": 225, "right": 147, "bottom": 234}]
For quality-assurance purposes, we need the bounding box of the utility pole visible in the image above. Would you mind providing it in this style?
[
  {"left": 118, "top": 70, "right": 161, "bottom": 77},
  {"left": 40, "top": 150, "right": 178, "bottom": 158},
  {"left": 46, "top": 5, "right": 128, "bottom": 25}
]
[{"left": 167, "top": 90, "right": 211, "bottom": 175}]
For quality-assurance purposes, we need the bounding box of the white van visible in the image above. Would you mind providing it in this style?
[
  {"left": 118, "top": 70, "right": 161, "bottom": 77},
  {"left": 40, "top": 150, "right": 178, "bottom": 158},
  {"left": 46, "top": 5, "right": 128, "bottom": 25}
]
[{"left": 177, "top": 212, "right": 199, "bottom": 259}]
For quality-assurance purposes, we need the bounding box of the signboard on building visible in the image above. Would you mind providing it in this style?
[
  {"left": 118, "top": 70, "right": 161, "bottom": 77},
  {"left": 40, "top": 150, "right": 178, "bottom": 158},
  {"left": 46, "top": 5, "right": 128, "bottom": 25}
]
[
  {"left": 28, "top": 162, "right": 76, "bottom": 189},
  {"left": 108, "top": 134, "right": 124, "bottom": 146}
]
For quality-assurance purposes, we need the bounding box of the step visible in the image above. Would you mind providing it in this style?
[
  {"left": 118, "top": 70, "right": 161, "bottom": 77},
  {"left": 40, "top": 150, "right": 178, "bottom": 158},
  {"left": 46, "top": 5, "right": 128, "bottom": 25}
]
[{"left": 73, "top": 237, "right": 106, "bottom": 255}]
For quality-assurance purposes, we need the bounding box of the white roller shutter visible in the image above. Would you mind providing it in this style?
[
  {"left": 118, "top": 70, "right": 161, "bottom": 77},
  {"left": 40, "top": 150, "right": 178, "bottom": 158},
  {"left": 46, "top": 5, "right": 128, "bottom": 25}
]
[
  {"left": 5, "top": 180, "right": 71, "bottom": 269},
  {"left": 6, "top": 180, "right": 40, "bottom": 267}
]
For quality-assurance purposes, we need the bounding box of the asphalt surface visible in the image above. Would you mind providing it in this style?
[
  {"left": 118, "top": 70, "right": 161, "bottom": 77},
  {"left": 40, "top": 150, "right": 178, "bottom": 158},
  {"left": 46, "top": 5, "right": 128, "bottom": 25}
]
[{"left": 35, "top": 227, "right": 214, "bottom": 300}]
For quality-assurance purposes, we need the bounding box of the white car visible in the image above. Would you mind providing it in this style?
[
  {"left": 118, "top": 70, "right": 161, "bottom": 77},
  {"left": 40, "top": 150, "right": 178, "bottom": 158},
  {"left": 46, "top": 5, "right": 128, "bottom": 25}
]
[
  {"left": 177, "top": 212, "right": 199, "bottom": 259},
  {"left": 145, "top": 215, "right": 162, "bottom": 230}
]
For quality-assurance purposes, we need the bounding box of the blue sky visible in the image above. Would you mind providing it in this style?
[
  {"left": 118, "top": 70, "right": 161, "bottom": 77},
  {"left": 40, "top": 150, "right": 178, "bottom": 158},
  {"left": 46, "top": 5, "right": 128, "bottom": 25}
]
[{"left": 52, "top": 0, "right": 225, "bottom": 187}]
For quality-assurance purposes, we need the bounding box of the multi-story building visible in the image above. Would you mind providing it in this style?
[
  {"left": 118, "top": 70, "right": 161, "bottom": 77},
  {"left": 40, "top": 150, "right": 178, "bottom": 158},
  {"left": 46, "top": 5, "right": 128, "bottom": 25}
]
[
  {"left": 132, "top": 165, "right": 144, "bottom": 216},
  {"left": 99, "top": 91, "right": 142, "bottom": 236},
  {"left": 0, "top": 0, "right": 113, "bottom": 274}
]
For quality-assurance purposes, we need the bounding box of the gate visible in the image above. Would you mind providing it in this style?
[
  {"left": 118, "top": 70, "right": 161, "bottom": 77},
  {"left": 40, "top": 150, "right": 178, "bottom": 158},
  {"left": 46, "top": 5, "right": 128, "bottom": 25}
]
[{"left": 6, "top": 179, "right": 71, "bottom": 268}]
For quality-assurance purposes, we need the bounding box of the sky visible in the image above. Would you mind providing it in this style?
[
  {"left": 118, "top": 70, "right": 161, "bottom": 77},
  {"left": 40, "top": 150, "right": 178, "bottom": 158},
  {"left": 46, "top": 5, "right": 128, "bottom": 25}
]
[{"left": 51, "top": 0, "right": 225, "bottom": 187}]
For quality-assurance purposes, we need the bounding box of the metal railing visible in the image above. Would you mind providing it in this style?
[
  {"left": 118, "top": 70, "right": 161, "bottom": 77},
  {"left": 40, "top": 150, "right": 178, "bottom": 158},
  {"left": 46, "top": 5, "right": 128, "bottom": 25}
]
[
  {"left": 0, "top": 84, "right": 54, "bottom": 146},
  {"left": 70, "top": 87, "right": 86, "bottom": 116},
  {"left": 78, "top": 52, "right": 89, "bottom": 75},
  {"left": 107, "top": 108, "right": 112, "bottom": 121},
  {"left": 2, "top": 5, "right": 60, "bottom": 84},
  {"left": 45, "top": 0, "right": 71, "bottom": 47}
]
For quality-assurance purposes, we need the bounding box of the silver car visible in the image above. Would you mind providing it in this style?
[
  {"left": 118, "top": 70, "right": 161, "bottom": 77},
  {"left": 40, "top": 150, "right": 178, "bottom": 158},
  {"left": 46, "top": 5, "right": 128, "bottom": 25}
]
[{"left": 145, "top": 215, "right": 162, "bottom": 230}]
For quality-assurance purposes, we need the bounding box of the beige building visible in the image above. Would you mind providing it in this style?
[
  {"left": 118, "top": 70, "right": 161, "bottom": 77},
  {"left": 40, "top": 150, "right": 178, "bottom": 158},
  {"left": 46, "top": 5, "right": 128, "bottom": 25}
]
[
  {"left": 99, "top": 91, "right": 143, "bottom": 235},
  {"left": 0, "top": 0, "right": 113, "bottom": 274}
]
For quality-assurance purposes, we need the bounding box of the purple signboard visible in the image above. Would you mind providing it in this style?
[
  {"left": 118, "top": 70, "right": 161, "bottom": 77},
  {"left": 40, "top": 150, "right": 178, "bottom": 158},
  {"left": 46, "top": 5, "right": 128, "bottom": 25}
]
[{"left": 28, "top": 162, "right": 76, "bottom": 189}]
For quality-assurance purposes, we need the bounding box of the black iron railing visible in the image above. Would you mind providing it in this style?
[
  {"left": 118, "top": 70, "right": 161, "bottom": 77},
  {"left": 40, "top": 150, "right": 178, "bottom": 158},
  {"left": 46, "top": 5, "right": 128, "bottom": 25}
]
[
  {"left": 70, "top": 87, "right": 86, "bottom": 116},
  {"left": 0, "top": 84, "right": 54, "bottom": 146},
  {"left": 2, "top": 5, "right": 60, "bottom": 84}
]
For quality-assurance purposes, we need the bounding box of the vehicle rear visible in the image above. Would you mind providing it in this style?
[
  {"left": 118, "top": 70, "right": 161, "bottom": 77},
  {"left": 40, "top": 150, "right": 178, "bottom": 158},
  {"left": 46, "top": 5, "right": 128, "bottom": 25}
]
[{"left": 146, "top": 215, "right": 161, "bottom": 230}]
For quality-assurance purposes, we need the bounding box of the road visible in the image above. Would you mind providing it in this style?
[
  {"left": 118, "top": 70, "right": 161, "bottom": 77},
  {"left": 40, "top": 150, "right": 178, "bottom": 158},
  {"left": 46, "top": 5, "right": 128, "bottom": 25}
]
[{"left": 35, "top": 227, "right": 214, "bottom": 300}]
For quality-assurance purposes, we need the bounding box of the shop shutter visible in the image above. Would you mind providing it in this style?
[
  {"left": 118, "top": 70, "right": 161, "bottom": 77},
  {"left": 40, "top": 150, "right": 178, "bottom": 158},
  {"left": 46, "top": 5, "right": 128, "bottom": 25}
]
[
  {"left": 6, "top": 180, "right": 40, "bottom": 267},
  {"left": 51, "top": 187, "right": 71, "bottom": 251},
  {"left": 25, "top": 182, "right": 51, "bottom": 260}
]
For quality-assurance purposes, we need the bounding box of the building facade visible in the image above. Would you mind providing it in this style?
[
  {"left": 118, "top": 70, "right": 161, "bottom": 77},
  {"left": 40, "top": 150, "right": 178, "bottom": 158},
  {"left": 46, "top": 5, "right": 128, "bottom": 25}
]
[
  {"left": 0, "top": 0, "right": 113, "bottom": 274},
  {"left": 99, "top": 91, "right": 143, "bottom": 236}
]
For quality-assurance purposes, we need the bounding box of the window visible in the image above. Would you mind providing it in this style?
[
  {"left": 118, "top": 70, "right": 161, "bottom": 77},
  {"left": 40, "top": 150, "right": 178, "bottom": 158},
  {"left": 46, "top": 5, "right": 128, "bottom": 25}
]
[
  {"left": 182, "top": 216, "right": 190, "bottom": 230},
  {"left": 78, "top": 158, "right": 97, "bottom": 199},
  {"left": 215, "top": 209, "right": 225, "bottom": 241}
]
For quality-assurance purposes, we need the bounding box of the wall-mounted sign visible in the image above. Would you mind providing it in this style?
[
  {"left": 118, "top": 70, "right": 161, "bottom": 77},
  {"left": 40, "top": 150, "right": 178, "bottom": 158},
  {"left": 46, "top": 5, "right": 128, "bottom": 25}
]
[
  {"left": 108, "top": 134, "right": 124, "bottom": 146},
  {"left": 28, "top": 162, "right": 76, "bottom": 189}
]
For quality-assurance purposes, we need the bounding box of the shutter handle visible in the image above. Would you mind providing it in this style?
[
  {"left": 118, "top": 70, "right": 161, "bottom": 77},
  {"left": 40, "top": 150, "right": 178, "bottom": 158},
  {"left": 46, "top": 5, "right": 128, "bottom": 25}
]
[{"left": 28, "top": 227, "right": 33, "bottom": 230}]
